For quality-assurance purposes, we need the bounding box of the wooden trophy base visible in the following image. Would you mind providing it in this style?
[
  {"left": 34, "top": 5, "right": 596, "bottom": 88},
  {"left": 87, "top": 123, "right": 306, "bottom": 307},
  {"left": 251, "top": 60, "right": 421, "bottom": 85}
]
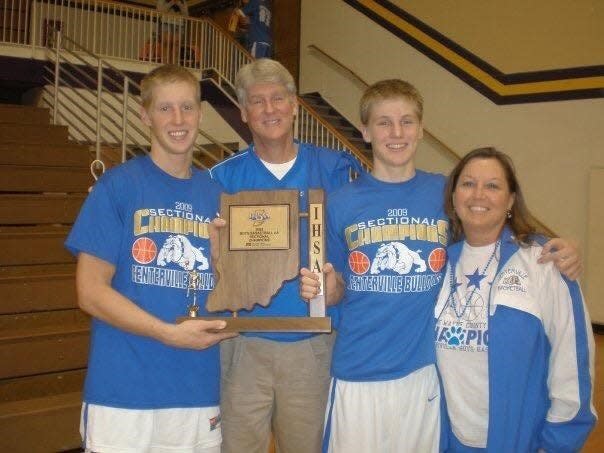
[{"left": 177, "top": 316, "right": 332, "bottom": 333}]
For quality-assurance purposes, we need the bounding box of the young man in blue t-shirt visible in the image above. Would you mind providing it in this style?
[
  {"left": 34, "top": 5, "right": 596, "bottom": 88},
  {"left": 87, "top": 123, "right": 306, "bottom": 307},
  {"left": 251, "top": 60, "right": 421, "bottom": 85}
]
[
  {"left": 300, "top": 79, "right": 583, "bottom": 452},
  {"left": 66, "top": 65, "right": 235, "bottom": 452}
]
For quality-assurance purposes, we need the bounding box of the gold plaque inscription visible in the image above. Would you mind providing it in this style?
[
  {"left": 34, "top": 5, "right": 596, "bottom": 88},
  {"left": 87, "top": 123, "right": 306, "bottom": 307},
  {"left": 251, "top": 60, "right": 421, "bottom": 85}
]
[{"left": 229, "top": 204, "right": 290, "bottom": 250}]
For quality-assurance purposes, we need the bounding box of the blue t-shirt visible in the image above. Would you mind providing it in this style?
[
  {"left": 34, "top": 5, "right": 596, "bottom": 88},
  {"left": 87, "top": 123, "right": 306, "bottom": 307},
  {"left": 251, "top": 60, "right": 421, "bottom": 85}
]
[
  {"left": 210, "top": 142, "right": 362, "bottom": 341},
  {"left": 65, "top": 155, "right": 222, "bottom": 409},
  {"left": 328, "top": 171, "right": 449, "bottom": 381}
]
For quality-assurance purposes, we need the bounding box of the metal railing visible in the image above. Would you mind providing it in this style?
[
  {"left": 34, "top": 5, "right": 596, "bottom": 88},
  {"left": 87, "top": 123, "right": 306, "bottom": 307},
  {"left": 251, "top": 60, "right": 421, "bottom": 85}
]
[
  {"left": 296, "top": 97, "right": 372, "bottom": 169},
  {"left": 1, "top": 0, "right": 30, "bottom": 45},
  {"left": 307, "top": 44, "right": 463, "bottom": 163},
  {"left": 0, "top": 0, "right": 252, "bottom": 72},
  {"left": 1, "top": 0, "right": 373, "bottom": 170},
  {"left": 44, "top": 27, "right": 235, "bottom": 171}
]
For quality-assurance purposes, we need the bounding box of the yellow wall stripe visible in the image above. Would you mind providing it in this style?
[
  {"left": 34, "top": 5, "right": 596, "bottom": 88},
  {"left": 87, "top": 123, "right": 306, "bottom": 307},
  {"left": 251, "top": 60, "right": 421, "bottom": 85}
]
[{"left": 358, "top": 0, "right": 604, "bottom": 96}]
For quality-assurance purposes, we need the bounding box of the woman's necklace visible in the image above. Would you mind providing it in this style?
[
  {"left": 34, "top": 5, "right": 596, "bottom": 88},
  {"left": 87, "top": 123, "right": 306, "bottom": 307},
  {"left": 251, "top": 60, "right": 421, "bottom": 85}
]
[{"left": 446, "top": 240, "right": 500, "bottom": 320}]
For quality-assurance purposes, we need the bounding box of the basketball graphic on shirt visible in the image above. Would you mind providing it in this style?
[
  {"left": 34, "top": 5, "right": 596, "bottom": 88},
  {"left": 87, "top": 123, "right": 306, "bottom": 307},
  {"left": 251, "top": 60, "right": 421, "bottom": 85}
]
[
  {"left": 428, "top": 247, "right": 447, "bottom": 272},
  {"left": 349, "top": 250, "right": 370, "bottom": 275},
  {"left": 462, "top": 291, "right": 487, "bottom": 322},
  {"left": 132, "top": 237, "right": 157, "bottom": 264}
]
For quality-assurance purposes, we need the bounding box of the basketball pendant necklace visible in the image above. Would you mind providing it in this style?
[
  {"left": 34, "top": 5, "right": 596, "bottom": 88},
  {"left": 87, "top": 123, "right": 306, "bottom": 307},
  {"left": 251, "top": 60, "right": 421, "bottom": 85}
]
[{"left": 447, "top": 240, "right": 500, "bottom": 320}]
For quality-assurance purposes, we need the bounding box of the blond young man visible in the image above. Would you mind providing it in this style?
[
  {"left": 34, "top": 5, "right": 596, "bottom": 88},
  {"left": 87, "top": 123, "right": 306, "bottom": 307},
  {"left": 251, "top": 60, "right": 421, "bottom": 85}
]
[
  {"left": 66, "top": 65, "right": 234, "bottom": 453},
  {"left": 300, "top": 79, "right": 582, "bottom": 452},
  {"left": 209, "top": 58, "right": 361, "bottom": 453}
]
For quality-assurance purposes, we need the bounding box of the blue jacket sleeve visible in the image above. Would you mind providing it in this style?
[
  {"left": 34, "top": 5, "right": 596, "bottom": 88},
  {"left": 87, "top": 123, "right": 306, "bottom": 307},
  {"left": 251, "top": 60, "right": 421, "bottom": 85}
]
[{"left": 539, "top": 274, "right": 596, "bottom": 452}]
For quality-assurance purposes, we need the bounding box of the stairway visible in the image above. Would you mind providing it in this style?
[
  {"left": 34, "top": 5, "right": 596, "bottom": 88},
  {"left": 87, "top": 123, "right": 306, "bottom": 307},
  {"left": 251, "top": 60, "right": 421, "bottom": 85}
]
[
  {"left": 299, "top": 92, "right": 372, "bottom": 158},
  {"left": 0, "top": 104, "right": 91, "bottom": 453}
]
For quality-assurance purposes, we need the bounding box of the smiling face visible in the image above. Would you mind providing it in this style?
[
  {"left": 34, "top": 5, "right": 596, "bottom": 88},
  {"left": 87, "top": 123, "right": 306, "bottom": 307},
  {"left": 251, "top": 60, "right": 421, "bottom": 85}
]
[
  {"left": 453, "top": 157, "right": 516, "bottom": 246},
  {"left": 361, "top": 97, "right": 423, "bottom": 182},
  {"left": 141, "top": 80, "right": 201, "bottom": 161},
  {"left": 240, "top": 82, "right": 297, "bottom": 147}
]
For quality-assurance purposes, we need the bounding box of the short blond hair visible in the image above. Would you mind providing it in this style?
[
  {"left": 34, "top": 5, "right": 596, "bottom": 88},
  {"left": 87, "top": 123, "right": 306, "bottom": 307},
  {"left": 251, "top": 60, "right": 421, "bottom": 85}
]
[
  {"left": 140, "top": 64, "right": 200, "bottom": 109},
  {"left": 360, "top": 79, "right": 423, "bottom": 125},
  {"left": 234, "top": 58, "right": 296, "bottom": 105}
]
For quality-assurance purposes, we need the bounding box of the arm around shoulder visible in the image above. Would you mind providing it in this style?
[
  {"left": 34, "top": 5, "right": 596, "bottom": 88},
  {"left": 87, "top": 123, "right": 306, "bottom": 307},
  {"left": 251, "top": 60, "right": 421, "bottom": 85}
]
[{"left": 539, "top": 237, "right": 583, "bottom": 281}]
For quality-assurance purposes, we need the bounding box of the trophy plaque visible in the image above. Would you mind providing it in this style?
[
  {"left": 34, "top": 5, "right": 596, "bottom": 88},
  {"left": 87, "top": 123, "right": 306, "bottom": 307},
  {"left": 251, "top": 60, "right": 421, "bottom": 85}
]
[{"left": 179, "top": 189, "right": 330, "bottom": 333}]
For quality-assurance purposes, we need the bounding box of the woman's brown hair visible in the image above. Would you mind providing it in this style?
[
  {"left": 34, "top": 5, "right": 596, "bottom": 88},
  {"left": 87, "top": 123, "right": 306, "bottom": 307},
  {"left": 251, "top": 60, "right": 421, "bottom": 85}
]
[{"left": 444, "top": 147, "right": 543, "bottom": 245}]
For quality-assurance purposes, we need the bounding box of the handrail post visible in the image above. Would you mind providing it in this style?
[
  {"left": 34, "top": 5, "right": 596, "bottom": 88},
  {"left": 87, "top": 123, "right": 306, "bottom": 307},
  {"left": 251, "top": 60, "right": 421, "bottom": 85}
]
[
  {"left": 93, "top": 0, "right": 98, "bottom": 55},
  {"left": 30, "top": 0, "right": 37, "bottom": 57},
  {"left": 122, "top": 77, "right": 129, "bottom": 163},
  {"left": 96, "top": 60, "right": 102, "bottom": 161},
  {"left": 53, "top": 29, "right": 61, "bottom": 125}
]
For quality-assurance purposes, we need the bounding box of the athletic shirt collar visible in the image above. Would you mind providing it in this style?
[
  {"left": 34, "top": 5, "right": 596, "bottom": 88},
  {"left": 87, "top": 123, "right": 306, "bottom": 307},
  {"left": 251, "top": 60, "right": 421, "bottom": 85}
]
[
  {"left": 141, "top": 155, "right": 198, "bottom": 190},
  {"left": 249, "top": 141, "right": 304, "bottom": 183},
  {"left": 361, "top": 169, "right": 424, "bottom": 190}
]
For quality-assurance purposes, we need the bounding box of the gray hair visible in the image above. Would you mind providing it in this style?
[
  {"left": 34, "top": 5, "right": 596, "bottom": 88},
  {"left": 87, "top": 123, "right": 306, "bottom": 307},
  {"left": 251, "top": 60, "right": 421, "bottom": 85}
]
[{"left": 235, "top": 58, "right": 297, "bottom": 105}]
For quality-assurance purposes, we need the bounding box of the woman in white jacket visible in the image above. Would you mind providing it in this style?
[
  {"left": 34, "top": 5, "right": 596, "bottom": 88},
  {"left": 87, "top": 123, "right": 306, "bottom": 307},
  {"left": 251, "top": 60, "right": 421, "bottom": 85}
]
[{"left": 435, "top": 147, "right": 596, "bottom": 452}]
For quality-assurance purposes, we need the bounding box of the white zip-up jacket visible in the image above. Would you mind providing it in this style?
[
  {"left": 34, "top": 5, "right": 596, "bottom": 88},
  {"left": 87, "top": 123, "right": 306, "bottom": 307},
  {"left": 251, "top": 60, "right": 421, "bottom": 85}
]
[{"left": 436, "top": 227, "right": 596, "bottom": 452}]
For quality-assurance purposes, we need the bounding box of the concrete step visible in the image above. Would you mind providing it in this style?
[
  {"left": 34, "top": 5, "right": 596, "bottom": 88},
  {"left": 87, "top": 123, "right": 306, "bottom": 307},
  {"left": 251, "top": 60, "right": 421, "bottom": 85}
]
[
  {"left": 0, "top": 164, "right": 92, "bottom": 193},
  {"left": 0, "top": 143, "right": 90, "bottom": 167},
  {"left": 0, "top": 193, "right": 86, "bottom": 225},
  {"left": 0, "top": 225, "right": 74, "bottom": 266},
  {"left": 0, "top": 264, "right": 77, "bottom": 314},
  {"left": 0, "top": 391, "right": 82, "bottom": 453},
  {"left": 0, "top": 123, "right": 69, "bottom": 145},
  {"left": 0, "top": 309, "right": 90, "bottom": 379},
  {"left": 0, "top": 104, "right": 50, "bottom": 126},
  {"left": 0, "top": 369, "right": 85, "bottom": 403}
]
